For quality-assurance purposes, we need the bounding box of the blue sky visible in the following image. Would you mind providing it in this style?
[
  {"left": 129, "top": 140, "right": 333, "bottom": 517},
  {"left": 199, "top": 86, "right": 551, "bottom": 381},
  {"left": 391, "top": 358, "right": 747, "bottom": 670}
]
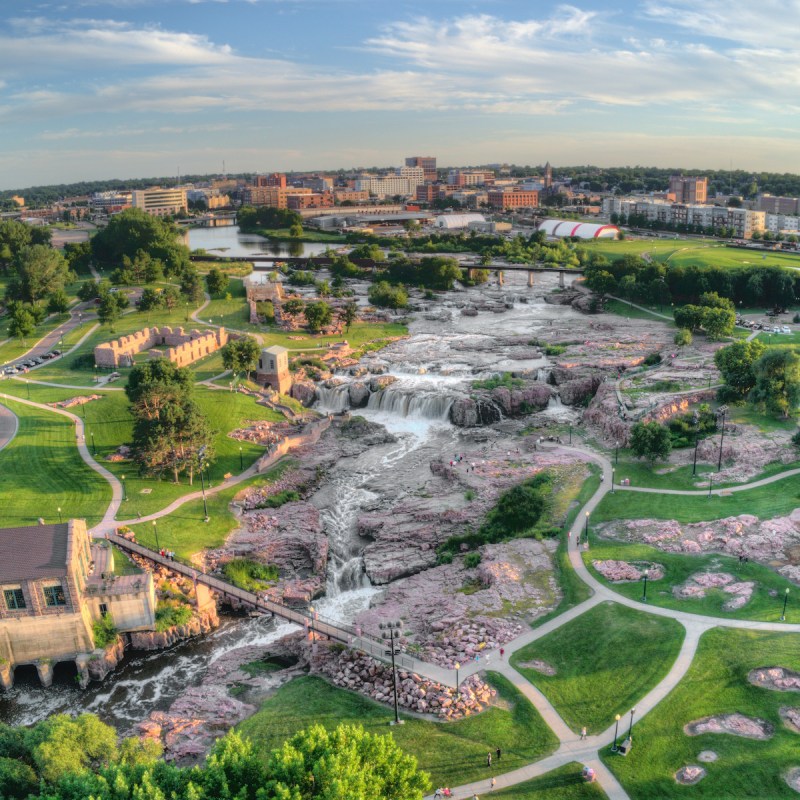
[{"left": 2, "top": 0, "right": 800, "bottom": 189}]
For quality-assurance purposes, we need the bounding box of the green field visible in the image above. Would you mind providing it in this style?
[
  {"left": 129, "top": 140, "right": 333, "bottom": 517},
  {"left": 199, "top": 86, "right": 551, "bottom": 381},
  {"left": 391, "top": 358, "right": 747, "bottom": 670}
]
[
  {"left": 0, "top": 397, "right": 112, "bottom": 526},
  {"left": 494, "top": 764, "right": 608, "bottom": 799},
  {"left": 585, "top": 539, "right": 800, "bottom": 622},
  {"left": 593, "top": 475, "right": 800, "bottom": 524},
  {"left": 237, "top": 673, "right": 558, "bottom": 790},
  {"left": 605, "top": 628, "right": 800, "bottom": 799},
  {"left": 511, "top": 602, "right": 684, "bottom": 734},
  {"left": 604, "top": 299, "right": 675, "bottom": 324}
]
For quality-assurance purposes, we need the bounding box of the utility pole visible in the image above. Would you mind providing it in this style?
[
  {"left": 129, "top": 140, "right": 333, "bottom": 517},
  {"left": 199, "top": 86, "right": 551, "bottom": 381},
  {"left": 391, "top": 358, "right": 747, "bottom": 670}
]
[{"left": 380, "top": 621, "right": 404, "bottom": 726}]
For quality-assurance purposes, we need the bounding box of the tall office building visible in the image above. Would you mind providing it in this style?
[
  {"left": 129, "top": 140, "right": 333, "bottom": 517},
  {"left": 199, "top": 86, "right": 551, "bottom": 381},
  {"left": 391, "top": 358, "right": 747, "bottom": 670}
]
[
  {"left": 669, "top": 175, "right": 708, "bottom": 204},
  {"left": 131, "top": 187, "right": 187, "bottom": 217},
  {"left": 405, "top": 156, "right": 437, "bottom": 182}
]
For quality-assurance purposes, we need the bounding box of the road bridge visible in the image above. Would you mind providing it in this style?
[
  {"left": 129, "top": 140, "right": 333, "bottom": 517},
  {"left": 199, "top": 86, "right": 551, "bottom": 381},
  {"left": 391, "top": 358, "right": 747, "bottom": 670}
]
[{"left": 108, "top": 533, "right": 456, "bottom": 686}]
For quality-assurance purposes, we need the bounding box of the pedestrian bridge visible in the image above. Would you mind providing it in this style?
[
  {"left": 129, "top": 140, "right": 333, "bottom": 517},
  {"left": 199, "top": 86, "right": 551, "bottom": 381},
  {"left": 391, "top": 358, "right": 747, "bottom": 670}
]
[{"left": 108, "top": 533, "right": 456, "bottom": 686}]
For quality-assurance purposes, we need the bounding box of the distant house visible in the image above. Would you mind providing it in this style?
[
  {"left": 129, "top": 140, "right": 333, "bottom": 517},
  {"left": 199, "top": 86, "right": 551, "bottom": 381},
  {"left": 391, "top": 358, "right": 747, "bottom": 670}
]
[{"left": 0, "top": 520, "right": 156, "bottom": 689}]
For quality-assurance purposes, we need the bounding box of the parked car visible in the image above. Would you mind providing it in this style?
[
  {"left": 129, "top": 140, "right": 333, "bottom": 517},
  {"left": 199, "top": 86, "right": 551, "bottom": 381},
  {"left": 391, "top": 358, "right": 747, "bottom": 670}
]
[
  {"left": 51, "top": 349, "right": 62, "bottom": 356},
  {"left": 41, "top": 352, "right": 54, "bottom": 360},
  {"left": 30, "top": 357, "right": 43, "bottom": 365},
  {"left": 782, "top": 326, "right": 792, "bottom": 334},
  {"left": 3, "top": 367, "right": 17, "bottom": 375}
]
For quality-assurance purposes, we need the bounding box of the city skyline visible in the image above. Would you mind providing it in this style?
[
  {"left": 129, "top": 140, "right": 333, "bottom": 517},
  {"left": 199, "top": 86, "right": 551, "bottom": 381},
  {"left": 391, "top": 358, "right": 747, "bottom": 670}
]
[{"left": 3, "top": 0, "right": 800, "bottom": 189}]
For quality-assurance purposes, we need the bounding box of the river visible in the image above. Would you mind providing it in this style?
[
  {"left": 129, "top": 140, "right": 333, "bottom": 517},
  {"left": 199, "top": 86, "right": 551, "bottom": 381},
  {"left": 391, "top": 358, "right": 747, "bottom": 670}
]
[
  {"left": 185, "top": 225, "right": 336, "bottom": 258},
  {"left": 0, "top": 269, "right": 581, "bottom": 735}
]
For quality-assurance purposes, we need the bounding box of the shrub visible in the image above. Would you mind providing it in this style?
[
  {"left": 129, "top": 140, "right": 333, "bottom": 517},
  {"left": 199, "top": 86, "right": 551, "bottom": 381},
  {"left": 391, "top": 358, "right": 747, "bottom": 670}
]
[
  {"left": 255, "top": 489, "right": 300, "bottom": 508},
  {"left": 222, "top": 558, "right": 279, "bottom": 593},
  {"left": 92, "top": 614, "right": 118, "bottom": 648},
  {"left": 155, "top": 600, "right": 192, "bottom": 632},
  {"left": 544, "top": 344, "right": 566, "bottom": 356},
  {"left": 643, "top": 352, "right": 662, "bottom": 366},
  {"left": 464, "top": 489, "right": 475, "bottom": 501},
  {"left": 792, "top": 430, "right": 800, "bottom": 449},
  {"left": 463, "top": 552, "right": 482, "bottom": 569},
  {"left": 472, "top": 372, "right": 524, "bottom": 391}
]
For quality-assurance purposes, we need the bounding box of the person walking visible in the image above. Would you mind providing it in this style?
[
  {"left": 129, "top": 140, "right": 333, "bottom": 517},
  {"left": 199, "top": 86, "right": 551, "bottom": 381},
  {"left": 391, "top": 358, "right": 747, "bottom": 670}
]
[
  {"left": 486, "top": 751, "right": 492, "bottom": 768},
  {"left": 490, "top": 777, "right": 496, "bottom": 791},
  {"left": 580, "top": 726, "right": 587, "bottom": 740},
  {"left": 496, "top": 747, "right": 501, "bottom": 761}
]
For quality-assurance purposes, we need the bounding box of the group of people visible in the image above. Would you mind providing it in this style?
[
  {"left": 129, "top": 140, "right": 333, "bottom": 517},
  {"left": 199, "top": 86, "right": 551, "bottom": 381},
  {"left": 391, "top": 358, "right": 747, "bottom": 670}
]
[{"left": 159, "top": 549, "right": 176, "bottom": 561}]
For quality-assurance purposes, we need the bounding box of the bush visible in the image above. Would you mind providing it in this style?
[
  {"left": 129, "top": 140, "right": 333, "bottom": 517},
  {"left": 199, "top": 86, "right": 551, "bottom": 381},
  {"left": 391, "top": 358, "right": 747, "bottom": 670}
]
[
  {"left": 793, "top": 430, "right": 800, "bottom": 449},
  {"left": 472, "top": 372, "right": 524, "bottom": 391},
  {"left": 71, "top": 352, "right": 96, "bottom": 371},
  {"left": 544, "top": 344, "right": 566, "bottom": 356},
  {"left": 92, "top": 614, "right": 118, "bottom": 648},
  {"left": 222, "top": 558, "right": 279, "bottom": 593},
  {"left": 155, "top": 600, "right": 193, "bottom": 632},
  {"left": 463, "top": 552, "right": 482, "bottom": 569},
  {"left": 643, "top": 352, "right": 662, "bottom": 366},
  {"left": 254, "top": 489, "right": 300, "bottom": 508},
  {"left": 674, "top": 328, "right": 693, "bottom": 347}
]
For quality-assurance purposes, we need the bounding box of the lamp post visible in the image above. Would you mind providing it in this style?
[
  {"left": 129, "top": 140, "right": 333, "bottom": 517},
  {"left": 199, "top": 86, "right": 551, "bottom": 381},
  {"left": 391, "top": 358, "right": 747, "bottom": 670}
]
[
  {"left": 185, "top": 302, "right": 189, "bottom": 322},
  {"left": 57, "top": 507, "right": 62, "bottom": 524},
  {"left": 239, "top": 446, "right": 243, "bottom": 471},
  {"left": 380, "top": 621, "right": 403, "bottom": 725},
  {"left": 121, "top": 474, "right": 127, "bottom": 502},
  {"left": 91, "top": 431, "right": 96, "bottom": 456},
  {"left": 568, "top": 424, "right": 572, "bottom": 445},
  {"left": 153, "top": 519, "right": 160, "bottom": 552},
  {"left": 707, "top": 474, "right": 713, "bottom": 498},
  {"left": 717, "top": 405, "right": 728, "bottom": 472},
  {"left": 692, "top": 429, "right": 700, "bottom": 476},
  {"left": 781, "top": 588, "right": 790, "bottom": 621},
  {"left": 199, "top": 467, "right": 209, "bottom": 522},
  {"left": 454, "top": 661, "right": 461, "bottom": 690},
  {"left": 641, "top": 569, "right": 649, "bottom": 602},
  {"left": 611, "top": 468, "right": 615, "bottom": 494},
  {"left": 612, "top": 714, "right": 621, "bottom": 752},
  {"left": 628, "top": 707, "right": 636, "bottom": 741}
]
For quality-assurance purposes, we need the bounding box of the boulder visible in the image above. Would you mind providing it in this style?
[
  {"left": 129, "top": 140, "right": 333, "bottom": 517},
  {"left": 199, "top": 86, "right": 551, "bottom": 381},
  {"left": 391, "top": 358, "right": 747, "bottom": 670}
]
[
  {"left": 559, "top": 376, "right": 603, "bottom": 406},
  {"left": 290, "top": 381, "right": 317, "bottom": 407},
  {"left": 449, "top": 397, "right": 502, "bottom": 427},
  {"left": 490, "top": 384, "right": 551, "bottom": 415},
  {"left": 370, "top": 375, "right": 398, "bottom": 392},
  {"left": 348, "top": 382, "right": 370, "bottom": 408}
]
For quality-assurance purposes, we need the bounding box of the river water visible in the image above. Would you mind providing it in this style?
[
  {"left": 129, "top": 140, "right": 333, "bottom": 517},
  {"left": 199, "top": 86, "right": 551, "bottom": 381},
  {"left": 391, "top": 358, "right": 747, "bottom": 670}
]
[
  {"left": 0, "top": 269, "right": 580, "bottom": 734},
  {"left": 185, "top": 226, "right": 335, "bottom": 258}
]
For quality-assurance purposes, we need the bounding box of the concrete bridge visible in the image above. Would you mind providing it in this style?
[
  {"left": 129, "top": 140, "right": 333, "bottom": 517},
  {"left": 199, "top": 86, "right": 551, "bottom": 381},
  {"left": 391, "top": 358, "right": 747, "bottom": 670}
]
[
  {"left": 108, "top": 533, "right": 457, "bottom": 687},
  {"left": 177, "top": 212, "right": 237, "bottom": 228}
]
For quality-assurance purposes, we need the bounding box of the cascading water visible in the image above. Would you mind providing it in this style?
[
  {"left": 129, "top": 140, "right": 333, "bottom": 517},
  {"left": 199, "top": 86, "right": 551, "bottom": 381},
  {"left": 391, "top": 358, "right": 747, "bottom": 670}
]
[
  {"left": 315, "top": 384, "right": 351, "bottom": 413},
  {"left": 367, "top": 386, "right": 454, "bottom": 420}
]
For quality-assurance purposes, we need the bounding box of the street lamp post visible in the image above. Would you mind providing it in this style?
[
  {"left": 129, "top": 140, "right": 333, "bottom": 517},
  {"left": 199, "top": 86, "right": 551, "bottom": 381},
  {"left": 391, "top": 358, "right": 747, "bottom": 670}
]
[
  {"left": 454, "top": 661, "right": 461, "bottom": 690},
  {"left": 628, "top": 708, "right": 636, "bottom": 741},
  {"left": 692, "top": 429, "right": 700, "bottom": 476},
  {"left": 781, "top": 588, "right": 790, "bottom": 621},
  {"left": 239, "top": 446, "right": 243, "bottom": 471},
  {"left": 91, "top": 431, "right": 96, "bottom": 456},
  {"left": 153, "top": 519, "right": 160, "bottom": 552},
  {"left": 717, "top": 406, "right": 728, "bottom": 472},
  {"left": 568, "top": 424, "right": 572, "bottom": 445},
  {"left": 641, "top": 569, "right": 649, "bottom": 602},
  {"left": 121, "top": 474, "right": 127, "bottom": 502},
  {"left": 612, "top": 714, "right": 621, "bottom": 752},
  {"left": 57, "top": 507, "right": 62, "bottom": 524},
  {"left": 611, "top": 468, "right": 616, "bottom": 494},
  {"left": 380, "top": 621, "right": 404, "bottom": 726},
  {"left": 200, "top": 468, "right": 209, "bottom": 522},
  {"left": 707, "top": 475, "right": 713, "bottom": 498}
]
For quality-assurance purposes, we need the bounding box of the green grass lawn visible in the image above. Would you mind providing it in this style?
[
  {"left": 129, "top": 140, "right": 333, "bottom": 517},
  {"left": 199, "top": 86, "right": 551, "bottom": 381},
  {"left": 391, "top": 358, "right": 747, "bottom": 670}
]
[
  {"left": 253, "top": 227, "right": 346, "bottom": 243},
  {"left": 511, "top": 602, "right": 684, "bottom": 734},
  {"left": 727, "top": 405, "right": 799, "bottom": 433},
  {"left": 604, "top": 628, "right": 800, "bottom": 799},
  {"left": 0, "top": 313, "right": 72, "bottom": 366},
  {"left": 604, "top": 299, "right": 675, "bottom": 324},
  {"left": 127, "top": 460, "right": 294, "bottom": 558},
  {"left": 237, "top": 673, "right": 558, "bottom": 790},
  {"left": 0, "top": 397, "right": 111, "bottom": 526},
  {"left": 494, "top": 764, "right": 608, "bottom": 799},
  {"left": 593, "top": 474, "right": 800, "bottom": 524},
  {"left": 585, "top": 538, "right": 800, "bottom": 622}
]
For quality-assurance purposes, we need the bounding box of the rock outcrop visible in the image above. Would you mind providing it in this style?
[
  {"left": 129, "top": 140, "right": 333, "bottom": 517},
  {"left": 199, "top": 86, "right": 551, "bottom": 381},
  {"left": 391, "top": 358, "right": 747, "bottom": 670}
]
[{"left": 130, "top": 606, "right": 219, "bottom": 650}]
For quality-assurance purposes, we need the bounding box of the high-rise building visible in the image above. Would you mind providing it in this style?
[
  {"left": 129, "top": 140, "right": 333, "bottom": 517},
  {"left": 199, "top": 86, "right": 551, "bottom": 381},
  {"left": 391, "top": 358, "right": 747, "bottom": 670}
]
[
  {"left": 405, "top": 156, "right": 437, "bottom": 182},
  {"left": 254, "top": 173, "right": 287, "bottom": 188},
  {"left": 543, "top": 162, "right": 553, "bottom": 190},
  {"left": 668, "top": 175, "right": 708, "bottom": 204},
  {"left": 756, "top": 194, "right": 800, "bottom": 215},
  {"left": 487, "top": 188, "right": 539, "bottom": 210}
]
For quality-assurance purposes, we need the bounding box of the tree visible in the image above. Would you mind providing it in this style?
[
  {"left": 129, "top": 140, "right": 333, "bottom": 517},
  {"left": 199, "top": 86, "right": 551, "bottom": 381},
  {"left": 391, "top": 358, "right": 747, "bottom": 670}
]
[
  {"left": 674, "top": 328, "right": 693, "bottom": 347},
  {"left": 368, "top": 281, "right": 408, "bottom": 309},
  {"left": 77, "top": 279, "right": 100, "bottom": 302},
  {"left": 339, "top": 300, "right": 359, "bottom": 332},
  {"left": 221, "top": 336, "right": 260, "bottom": 381},
  {"left": 47, "top": 288, "right": 71, "bottom": 314},
  {"left": 304, "top": 300, "right": 333, "bottom": 332},
  {"left": 8, "top": 306, "right": 35, "bottom": 342},
  {"left": 138, "top": 287, "right": 163, "bottom": 312},
  {"left": 629, "top": 421, "right": 672, "bottom": 463},
  {"left": 180, "top": 268, "right": 204, "bottom": 304},
  {"left": 714, "top": 339, "right": 766, "bottom": 399},
  {"left": 288, "top": 222, "right": 303, "bottom": 238},
  {"left": 701, "top": 306, "right": 735, "bottom": 340},
  {"left": 97, "top": 290, "right": 127, "bottom": 331},
  {"left": 6, "top": 245, "right": 73, "bottom": 304},
  {"left": 64, "top": 240, "right": 92, "bottom": 274},
  {"left": 264, "top": 723, "right": 429, "bottom": 800},
  {"left": 205, "top": 268, "right": 229, "bottom": 297},
  {"left": 585, "top": 269, "right": 616, "bottom": 297},
  {"left": 282, "top": 297, "right": 305, "bottom": 316},
  {"left": 749, "top": 348, "right": 800, "bottom": 418},
  {"left": 673, "top": 304, "right": 705, "bottom": 331}
]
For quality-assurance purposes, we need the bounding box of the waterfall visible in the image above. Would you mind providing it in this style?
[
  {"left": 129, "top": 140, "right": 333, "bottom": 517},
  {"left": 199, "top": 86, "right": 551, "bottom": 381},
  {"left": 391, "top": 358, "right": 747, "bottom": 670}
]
[
  {"left": 367, "top": 387, "right": 454, "bottom": 420},
  {"left": 536, "top": 368, "right": 547, "bottom": 382},
  {"left": 315, "top": 384, "right": 350, "bottom": 413},
  {"left": 548, "top": 394, "right": 564, "bottom": 409}
]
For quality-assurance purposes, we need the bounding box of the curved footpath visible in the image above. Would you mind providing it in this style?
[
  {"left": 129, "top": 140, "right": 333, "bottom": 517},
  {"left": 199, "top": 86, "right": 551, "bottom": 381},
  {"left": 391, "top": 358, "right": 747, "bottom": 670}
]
[{"left": 0, "top": 402, "right": 19, "bottom": 454}]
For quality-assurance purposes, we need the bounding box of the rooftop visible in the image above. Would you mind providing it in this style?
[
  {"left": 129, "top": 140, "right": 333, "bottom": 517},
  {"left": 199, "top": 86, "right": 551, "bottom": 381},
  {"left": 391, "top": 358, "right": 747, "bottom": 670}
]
[{"left": 0, "top": 523, "right": 69, "bottom": 582}]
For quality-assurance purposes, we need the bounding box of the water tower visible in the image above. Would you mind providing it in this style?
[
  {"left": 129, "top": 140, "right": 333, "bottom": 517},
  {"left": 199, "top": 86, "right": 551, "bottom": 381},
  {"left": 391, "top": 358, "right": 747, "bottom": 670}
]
[{"left": 256, "top": 345, "right": 291, "bottom": 394}]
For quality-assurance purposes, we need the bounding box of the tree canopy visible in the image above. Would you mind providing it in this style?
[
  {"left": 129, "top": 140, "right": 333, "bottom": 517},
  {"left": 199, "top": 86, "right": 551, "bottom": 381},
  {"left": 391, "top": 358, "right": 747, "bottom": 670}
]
[
  {"left": 6, "top": 245, "right": 73, "bottom": 305},
  {"left": 749, "top": 348, "right": 800, "bottom": 418},
  {"left": 629, "top": 421, "right": 672, "bottom": 463},
  {"left": 714, "top": 339, "right": 766, "bottom": 400},
  {"left": 221, "top": 336, "right": 260, "bottom": 379}
]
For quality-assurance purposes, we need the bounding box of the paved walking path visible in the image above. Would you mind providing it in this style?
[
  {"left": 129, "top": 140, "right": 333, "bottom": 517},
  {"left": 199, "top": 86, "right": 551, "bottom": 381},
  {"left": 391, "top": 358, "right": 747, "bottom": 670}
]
[{"left": 0, "top": 402, "right": 18, "bottom": 454}]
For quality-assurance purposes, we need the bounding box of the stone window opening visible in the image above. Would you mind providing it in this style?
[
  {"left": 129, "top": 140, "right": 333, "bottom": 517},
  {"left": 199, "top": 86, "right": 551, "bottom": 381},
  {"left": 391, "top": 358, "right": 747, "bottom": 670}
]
[
  {"left": 3, "top": 586, "right": 25, "bottom": 610},
  {"left": 43, "top": 583, "right": 66, "bottom": 607}
]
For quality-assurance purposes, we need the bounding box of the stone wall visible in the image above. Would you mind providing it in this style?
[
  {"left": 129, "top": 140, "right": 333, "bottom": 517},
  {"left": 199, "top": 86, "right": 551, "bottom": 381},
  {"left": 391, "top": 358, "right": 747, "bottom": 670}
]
[{"left": 94, "top": 326, "right": 229, "bottom": 368}]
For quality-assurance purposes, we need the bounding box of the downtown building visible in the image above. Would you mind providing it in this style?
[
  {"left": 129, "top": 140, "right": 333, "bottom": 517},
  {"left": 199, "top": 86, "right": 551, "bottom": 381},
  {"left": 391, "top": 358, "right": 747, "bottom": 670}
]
[{"left": 131, "top": 187, "right": 187, "bottom": 217}]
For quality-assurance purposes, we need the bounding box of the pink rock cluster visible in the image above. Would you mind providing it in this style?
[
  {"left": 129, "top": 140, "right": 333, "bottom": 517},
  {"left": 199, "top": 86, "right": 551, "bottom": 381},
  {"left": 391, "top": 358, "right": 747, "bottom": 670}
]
[
  {"left": 51, "top": 394, "right": 103, "bottom": 408},
  {"left": 592, "top": 559, "right": 664, "bottom": 582},
  {"left": 685, "top": 713, "right": 774, "bottom": 740},
  {"left": 782, "top": 707, "right": 800, "bottom": 734},
  {"left": 675, "top": 765, "right": 706, "bottom": 785},
  {"left": 130, "top": 606, "right": 219, "bottom": 650},
  {"left": 749, "top": 667, "right": 800, "bottom": 693},
  {"left": 671, "top": 572, "right": 754, "bottom": 610},
  {"left": 314, "top": 645, "right": 496, "bottom": 720},
  {"left": 229, "top": 419, "right": 293, "bottom": 446}
]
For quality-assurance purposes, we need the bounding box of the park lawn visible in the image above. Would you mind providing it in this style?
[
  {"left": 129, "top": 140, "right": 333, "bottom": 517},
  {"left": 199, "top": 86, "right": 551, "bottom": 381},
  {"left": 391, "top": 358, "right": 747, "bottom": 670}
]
[
  {"left": 126, "top": 461, "right": 294, "bottom": 558},
  {"left": 253, "top": 227, "right": 346, "bottom": 243},
  {"left": 754, "top": 329, "right": 800, "bottom": 346},
  {"left": 511, "top": 602, "right": 684, "bottom": 735},
  {"left": 0, "top": 397, "right": 111, "bottom": 526},
  {"left": 237, "top": 673, "right": 558, "bottom": 790},
  {"left": 604, "top": 628, "right": 800, "bottom": 799},
  {"left": 727, "top": 405, "right": 799, "bottom": 433},
  {"left": 193, "top": 260, "right": 253, "bottom": 276},
  {"left": 0, "top": 312, "right": 72, "bottom": 366},
  {"left": 494, "top": 763, "right": 608, "bottom": 799},
  {"left": 604, "top": 299, "right": 675, "bottom": 324},
  {"left": 668, "top": 244, "right": 800, "bottom": 271},
  {"left": 584, "top": 538, "right": 800, "bottom": 623},
  {"left": 592, "top": 475, "right": 800, "bottom": 524}
]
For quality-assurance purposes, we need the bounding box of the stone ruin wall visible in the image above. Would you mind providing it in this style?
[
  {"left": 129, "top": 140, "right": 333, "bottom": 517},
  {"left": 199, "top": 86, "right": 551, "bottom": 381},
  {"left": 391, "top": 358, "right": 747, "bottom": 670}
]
[{"left": 94, "top": 326, "right": 229, "bottom": 368}]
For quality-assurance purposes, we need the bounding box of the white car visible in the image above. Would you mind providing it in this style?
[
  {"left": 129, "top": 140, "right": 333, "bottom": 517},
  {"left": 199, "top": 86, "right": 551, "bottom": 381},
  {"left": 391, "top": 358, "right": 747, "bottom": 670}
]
[{"left": 782, "top": 326, "right": 792, "bottom": 334}]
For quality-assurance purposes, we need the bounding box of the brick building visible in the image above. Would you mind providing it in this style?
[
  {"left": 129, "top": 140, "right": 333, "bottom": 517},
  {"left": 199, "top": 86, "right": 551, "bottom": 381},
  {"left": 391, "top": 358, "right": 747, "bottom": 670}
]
[{"left": 487, "top": 187, "right": 539, "bottom": 210}]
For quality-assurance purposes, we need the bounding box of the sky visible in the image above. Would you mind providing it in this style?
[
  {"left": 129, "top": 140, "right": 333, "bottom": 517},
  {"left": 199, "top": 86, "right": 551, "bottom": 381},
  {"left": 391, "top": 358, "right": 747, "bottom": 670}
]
[{"left": 2, "top": 0, "right": 800, "bottom": 189}]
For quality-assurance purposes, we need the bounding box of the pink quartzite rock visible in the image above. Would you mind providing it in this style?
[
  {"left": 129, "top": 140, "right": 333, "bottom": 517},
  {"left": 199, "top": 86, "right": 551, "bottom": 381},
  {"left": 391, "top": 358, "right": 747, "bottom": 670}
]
[{"left": 685, "top": 713, "right": 774, "bottom": 740}]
